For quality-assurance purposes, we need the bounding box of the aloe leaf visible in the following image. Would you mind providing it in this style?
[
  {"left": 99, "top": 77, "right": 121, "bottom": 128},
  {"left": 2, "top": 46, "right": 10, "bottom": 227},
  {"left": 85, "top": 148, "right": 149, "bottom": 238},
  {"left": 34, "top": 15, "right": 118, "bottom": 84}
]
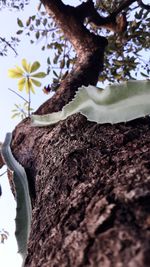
[{"left": 32, "top": 80, "right": 150, "bottom": 126}]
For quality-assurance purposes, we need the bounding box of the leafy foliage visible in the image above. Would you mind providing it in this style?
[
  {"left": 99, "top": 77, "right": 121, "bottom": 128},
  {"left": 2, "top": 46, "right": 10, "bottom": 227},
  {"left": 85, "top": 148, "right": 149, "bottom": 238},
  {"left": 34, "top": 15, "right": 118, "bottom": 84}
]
[
  {"left": 0, "top": 0, "right": 29, "bottom": 10},
  {"left": 11, "top": 102, "right": 33, "bottom": 119},
  {"left": 16, "top": 0, "right": 150, "bottom": 85},
  {"left": 0, "top": 0, "right": 30, "bottom": 55}
]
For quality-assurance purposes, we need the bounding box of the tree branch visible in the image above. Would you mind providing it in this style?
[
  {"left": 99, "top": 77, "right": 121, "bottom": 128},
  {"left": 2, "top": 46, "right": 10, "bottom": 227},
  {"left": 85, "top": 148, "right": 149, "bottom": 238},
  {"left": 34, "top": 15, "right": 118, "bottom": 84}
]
[
  {"left": 0, "top": 37, "right": 18, "bottom": 56},
  {"left": 36, "top": 0, "right": 107, "bottom": 115},
  {"left": 36, "top": 0, "right": 146, "bottom": 116}
]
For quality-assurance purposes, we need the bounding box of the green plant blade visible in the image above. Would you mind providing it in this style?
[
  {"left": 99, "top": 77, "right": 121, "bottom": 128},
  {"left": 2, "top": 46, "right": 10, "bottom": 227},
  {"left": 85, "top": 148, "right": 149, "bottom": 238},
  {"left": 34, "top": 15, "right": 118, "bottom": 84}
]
[
  {"left": 15, "top": 65, "right": 24, "bottom": 75},
  {"left": 30, "top": 78, "right": 41, "bottom": 87},
  {"left": 31, "top": 72, "right": 46, "bottom": 78},
  {"left": 22, "top": 59, "right": 30, "bottom": 73},
  {"left": 32, "top": 80, "right": 150, "bottom": 126},
  {"left": 30, "top": 61, "right": 40, "bottom": 73},
  {"left": 8, "top": 69, "right": 23, "bottom": 78},
  {"left": 1, "top": 133, "right": 32, "bottom": 265},
  {"left": 18, "top": 78, "right": 26, "bottom": 91},
  {"left": 25, "top": 79, "right": 35, "bottom": 94}
]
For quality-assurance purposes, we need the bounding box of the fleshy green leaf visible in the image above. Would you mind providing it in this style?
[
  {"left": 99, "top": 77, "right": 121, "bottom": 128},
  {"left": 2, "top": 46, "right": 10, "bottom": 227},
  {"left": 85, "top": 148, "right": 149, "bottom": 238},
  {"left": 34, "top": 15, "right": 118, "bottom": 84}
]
[
  {"left": 30, "top": 61, "right": 40, "bottom": 73},
  {"left": 31, "top": 72, "right": 46, "bottom": 78},
  {"left": 32, "top": 80, "right": 150, "bottom": 126}
]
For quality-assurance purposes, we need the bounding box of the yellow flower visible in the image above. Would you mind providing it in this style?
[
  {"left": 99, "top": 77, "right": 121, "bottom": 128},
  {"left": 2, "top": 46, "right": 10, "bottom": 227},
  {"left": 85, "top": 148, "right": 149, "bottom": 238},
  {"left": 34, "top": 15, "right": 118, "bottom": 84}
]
[{"left": 8, "top": 59, "right": 46, "bottom": 94}]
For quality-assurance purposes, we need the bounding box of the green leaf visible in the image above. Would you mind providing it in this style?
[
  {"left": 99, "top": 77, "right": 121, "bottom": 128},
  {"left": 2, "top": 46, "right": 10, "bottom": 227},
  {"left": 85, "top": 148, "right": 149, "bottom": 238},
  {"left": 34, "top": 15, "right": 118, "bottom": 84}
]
[
  {"left": 11, "top": 113, "right": 20, "bottom": 119},
  {"left": 53, "top": 70, "right": 58, "bottom": 78},
  {"left": 31, "top": 72, "right": 46, "bottom": 78},
  {"left": 8, "top": 69, "right": 23, "bottom": 78},
  {"left": 32, "top": 80, "right": 150, "bottom": 126},
  {"left": 26, "top": 17, "right": 31, "bottom": 26},
  {"left": 30, "top": 61, "right": 40, "bottom": 73},
  {"left": 22, "top": 59, "right": 30, "bottom": 73},
  {"left": 17, "top": 18, "right": 24, "bottom": 27},
  {"left": 140, "top": 72, "right": 149, "bottom": 78},
  {"left": 18, "top": 78, "right": 26, "bottom": 91},
  {"left": 35, "top": 31, "right": 40, "bottom": 39},
  {"left": 27, "top": 79, "right": 35, "bottom": 94},
  {"left": 30, "top": 78, "right": 41, "bottom": 87},
  {"left": 15, "top": 65, "right": 24, "bottom": 75},
  {"left": 25, "top": 79, "right": 30, "bottom": 94},
  {"left": 16, "top": 30, "right": 23, "bottom": 35}
]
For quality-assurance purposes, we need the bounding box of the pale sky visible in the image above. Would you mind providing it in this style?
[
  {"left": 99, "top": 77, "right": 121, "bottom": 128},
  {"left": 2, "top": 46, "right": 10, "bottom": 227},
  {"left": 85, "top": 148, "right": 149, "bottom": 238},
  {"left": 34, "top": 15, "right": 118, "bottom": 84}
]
[{"left": 0, "top": 0, "right": 149, "bottom": 266}]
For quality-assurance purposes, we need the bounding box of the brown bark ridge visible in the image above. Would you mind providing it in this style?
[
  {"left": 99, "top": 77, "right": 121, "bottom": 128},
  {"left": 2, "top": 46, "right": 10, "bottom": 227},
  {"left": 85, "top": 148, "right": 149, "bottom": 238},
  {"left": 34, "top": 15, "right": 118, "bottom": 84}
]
[{"left": 8, "top": 0, "right": 150, "bottom": 266}]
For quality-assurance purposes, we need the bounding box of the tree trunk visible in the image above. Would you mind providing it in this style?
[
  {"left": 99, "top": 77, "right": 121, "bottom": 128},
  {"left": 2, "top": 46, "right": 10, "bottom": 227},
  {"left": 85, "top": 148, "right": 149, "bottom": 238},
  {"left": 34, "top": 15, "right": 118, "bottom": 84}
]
[
  {"left": 12, "top": 115, "right": 150, "bottom": 267},
  {"left": 9, "top": 1, "right": 150, "bottom": 266}
]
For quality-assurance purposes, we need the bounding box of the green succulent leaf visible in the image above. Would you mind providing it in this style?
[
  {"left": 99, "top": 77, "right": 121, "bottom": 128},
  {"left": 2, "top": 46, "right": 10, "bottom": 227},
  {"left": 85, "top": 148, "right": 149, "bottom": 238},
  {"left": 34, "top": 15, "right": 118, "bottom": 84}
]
[{"left": 32, "top": 80, "right": 150, "bottom": 126}]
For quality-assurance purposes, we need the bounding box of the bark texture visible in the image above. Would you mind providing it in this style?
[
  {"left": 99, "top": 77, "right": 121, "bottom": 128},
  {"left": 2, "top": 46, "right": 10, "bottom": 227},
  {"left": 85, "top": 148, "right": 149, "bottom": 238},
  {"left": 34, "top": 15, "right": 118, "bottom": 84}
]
[
  {"left": 6, "top": 0, "right": 150, "bottom": 266},
  {"left": 12, "top": 115, "right": 150, "bottom": 267}
]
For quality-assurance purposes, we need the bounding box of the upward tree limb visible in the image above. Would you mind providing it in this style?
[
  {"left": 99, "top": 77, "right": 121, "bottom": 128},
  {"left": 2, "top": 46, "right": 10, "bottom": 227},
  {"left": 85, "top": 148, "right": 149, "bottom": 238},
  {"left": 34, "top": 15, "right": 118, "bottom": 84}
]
[
  {"left": 36, "top": 0, "right": 107, "bottom": 115},
  {"left": 35, "top": 0, "right": 141, "bottom": 115}
]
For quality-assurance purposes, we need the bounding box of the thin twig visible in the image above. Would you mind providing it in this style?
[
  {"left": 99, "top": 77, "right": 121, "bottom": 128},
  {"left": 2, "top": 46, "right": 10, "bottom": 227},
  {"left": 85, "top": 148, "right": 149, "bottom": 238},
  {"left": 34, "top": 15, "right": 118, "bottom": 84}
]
[
  {"left": 8, "top": 88, "right": 29, "bottom": 103},
  {"left": 0, "top": 37, "right": 18, "bottom": 56},
  {"left": 0, "top": 171, "right": 7, "bottom": 177}
]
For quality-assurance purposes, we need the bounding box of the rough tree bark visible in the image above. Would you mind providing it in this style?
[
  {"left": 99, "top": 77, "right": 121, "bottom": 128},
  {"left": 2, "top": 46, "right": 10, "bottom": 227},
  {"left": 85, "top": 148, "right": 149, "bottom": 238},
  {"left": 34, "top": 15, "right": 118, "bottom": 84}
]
[{"left": 4, "top": 0, "right": 150, "bottom": 266}]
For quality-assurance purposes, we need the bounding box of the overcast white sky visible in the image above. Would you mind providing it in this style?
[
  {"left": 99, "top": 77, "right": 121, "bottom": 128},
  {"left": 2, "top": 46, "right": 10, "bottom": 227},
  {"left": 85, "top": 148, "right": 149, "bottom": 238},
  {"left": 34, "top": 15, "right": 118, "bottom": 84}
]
[{"left": 0, "top": 0, "right": 149, "bottom": 266}]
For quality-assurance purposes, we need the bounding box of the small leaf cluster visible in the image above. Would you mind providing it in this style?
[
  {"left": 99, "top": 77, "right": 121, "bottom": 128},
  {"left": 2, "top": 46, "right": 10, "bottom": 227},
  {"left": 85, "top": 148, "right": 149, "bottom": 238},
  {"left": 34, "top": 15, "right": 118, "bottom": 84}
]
[
  {"left": 11, "top": 102, "right": 33, "bottom": 119},
  {"left": 0, "top": 0, "right": 29, "bottom": 11},
  {"left": 0, "top": 37, "right": 19, "bottom": 56}
]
